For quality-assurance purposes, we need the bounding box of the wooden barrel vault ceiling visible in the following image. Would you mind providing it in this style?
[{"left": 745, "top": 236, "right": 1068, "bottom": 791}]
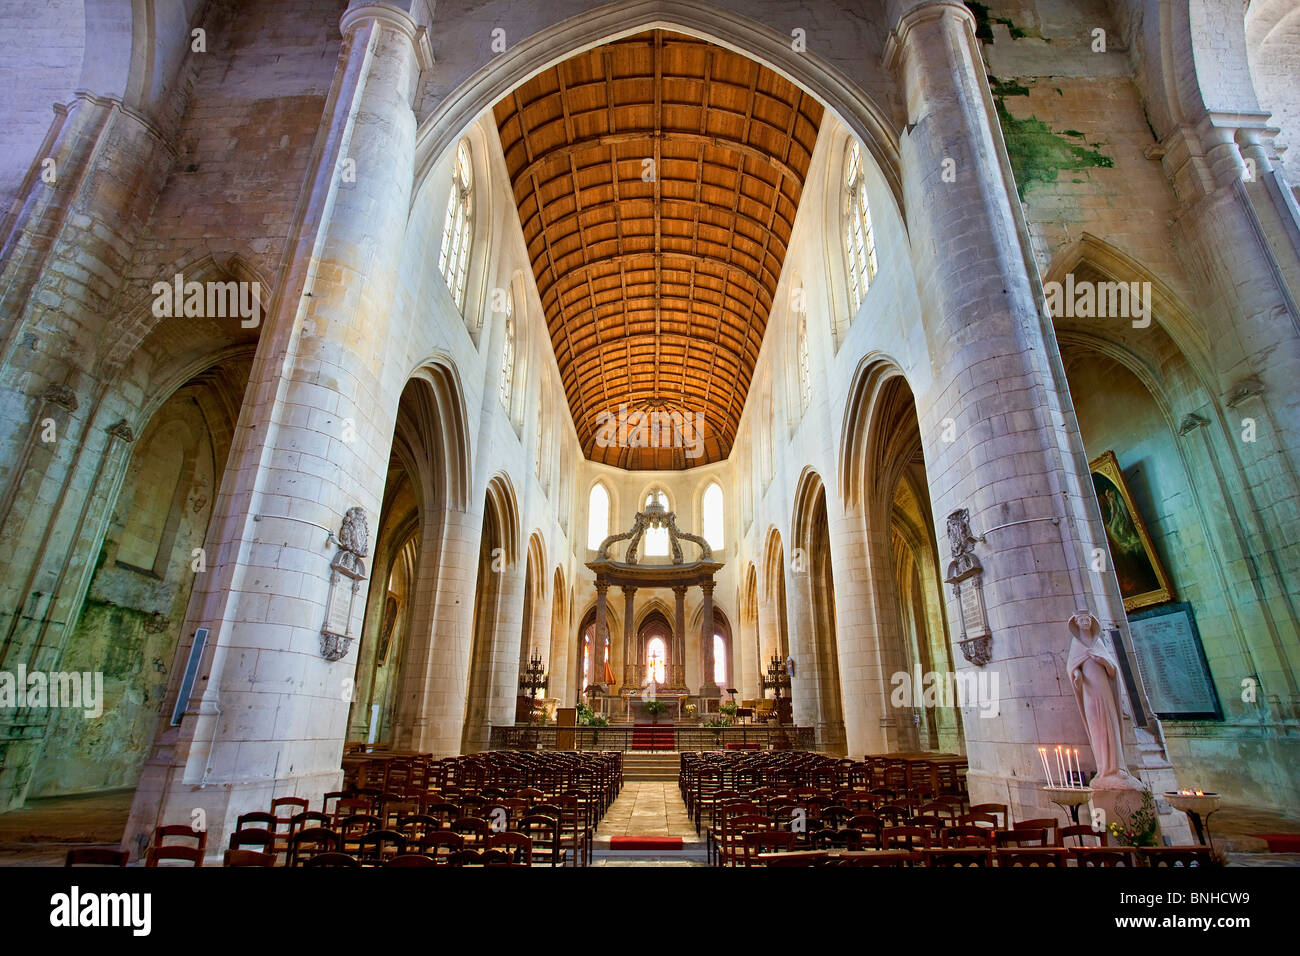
[{"left": 493, "top": 30, "right": 824, "bottom": 470}]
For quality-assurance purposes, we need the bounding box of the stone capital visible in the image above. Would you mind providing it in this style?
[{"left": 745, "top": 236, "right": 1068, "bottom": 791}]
[
  {"left": 340, "top": 2, "right": 434, "bottom": 71},
  {"left": 883, "top": 0, "right": 976, "bottom": 72}
]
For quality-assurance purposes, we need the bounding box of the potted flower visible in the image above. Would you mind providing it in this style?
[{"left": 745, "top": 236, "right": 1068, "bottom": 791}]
[
  {"left": 643, "top": 699, "right": 668, "bottom": 724},
  {"left": 1107, "top": 790, "right": 1160, "bottom": 852}
]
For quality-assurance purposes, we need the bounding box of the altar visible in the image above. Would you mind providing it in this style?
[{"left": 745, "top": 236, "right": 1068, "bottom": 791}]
[
  {"left": 586, "top": 496, "right": 723, "bottom": 700},
  {"left": 623, "top": 692, "right": 689, "bottom": 722}
]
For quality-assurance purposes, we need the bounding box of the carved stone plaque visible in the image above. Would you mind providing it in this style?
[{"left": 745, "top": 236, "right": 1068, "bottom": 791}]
[{"left": 960, "top": 581, "right": 989, "bottom": 640}]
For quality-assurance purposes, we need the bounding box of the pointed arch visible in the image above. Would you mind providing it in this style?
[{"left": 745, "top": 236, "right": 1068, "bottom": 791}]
[{"left": 484, "top": 472, "right": 520, "bottom": 567}]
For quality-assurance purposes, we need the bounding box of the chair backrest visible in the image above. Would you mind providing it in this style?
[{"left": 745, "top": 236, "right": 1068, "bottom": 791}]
[
  {"left": 945, "top": 826, "right": 995, "bottom": 848},
  {"left": 996, "top": 827, "right": 1048, "bottom": 848},
  {"left": 485, "top": 831, "right": 533, "bottom": 866},
  {"left": 236, "top": 811, "right": 278, "bottom": 831},
  {"left": 355, "top": 829, "right": 407, "bottom": 862},
  {"left": 153, "top": 824, "right": 207, "bottom": 854},
  {"left": 970, "top": 803, "right": 1008, "bottom": 827},
  {"left": 448, "top": 849, "right": 483, "bottom": 866},
  {"left": 228, "top": 828, "right": 274, "bottom": 852},
  {"left": 65, "top": 848, "right": 128, "bottom": 867},
  {"left": 303, "top": 852, "right": 361, "bottom": 867},
  {"left": 271, "top": 796, "right": 310, "bottom": 819},
  {"left": 1072, "top": 847, "right": 1136, "bottom": 867},
  {"left": 1058, "top": 824, "right": 1103, "bottom": 847},
  {"left": 384, "top": 854, "right": 438, "bottom": 867},
  {"left": 1014, "top": 818, "right": 1059, "bottom": 845},
  {"left": 742, "top": 830, "right": 797, "bottom": 865},
  {"left": 957, "top": 811, "right": 999, "bottom": 828},
  {"left": 880, "top": 826, "right": 931, "bottom": 850},
  {"left": 146, "top": 845, "right": 204, "bottom": 867},
  {"left": 451, "top": 816, "right": 491, "bottom": 838},
  {"left": 289, "top": 827, "right": 340, "bottom": 866},
  {"left": 417, "top": 831, "right": 465, "bottom": 858},
  {"left": 223, "top": 849, "right": 275, "bottom": 867},
  {"left": 290, "top": 811, "right": 333, "bottom": 830}
]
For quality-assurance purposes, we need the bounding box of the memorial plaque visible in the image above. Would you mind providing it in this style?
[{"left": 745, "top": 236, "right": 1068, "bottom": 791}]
[
  {"left": 325, "top": 575, "right": 353, "bottom": 635},
  {"left": 960, "top": 582, "right": 988, "bottom": 639},
  {"left": 1126, "top": 602, "right": 1221, "bottom": 719}
]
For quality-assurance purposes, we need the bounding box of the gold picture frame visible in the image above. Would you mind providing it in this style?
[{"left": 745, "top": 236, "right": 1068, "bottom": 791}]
[{"left": 1089, "top": 450, "right": 1174, "bottom": 611}]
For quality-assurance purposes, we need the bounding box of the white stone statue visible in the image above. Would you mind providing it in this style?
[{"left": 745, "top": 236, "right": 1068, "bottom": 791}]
[{"left": 1066, "top": 609, "right": 1142, "bottom": 791}]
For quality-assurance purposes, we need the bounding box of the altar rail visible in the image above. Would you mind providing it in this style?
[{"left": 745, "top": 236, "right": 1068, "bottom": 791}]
[{"left": 489, "top": 724, "right": 816, "bottom": 752}]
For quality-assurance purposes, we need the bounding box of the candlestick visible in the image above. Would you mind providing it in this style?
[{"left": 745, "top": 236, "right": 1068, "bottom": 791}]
[{"left": 1038, "top": 747, "right": 1054, "bottom": 787}]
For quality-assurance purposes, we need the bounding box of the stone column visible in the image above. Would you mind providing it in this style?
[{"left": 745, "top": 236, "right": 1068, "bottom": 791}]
[
  {"left": 392, "top": 508, "right": 482, "bottom": 755},
  {"left": 621, "top": 585, "right": 636, "bottom": 693},
  {"left": 593, "top": 580, "right": 609, "bottom": 689},
  {"left": 785, "top": 559, "right": 820, "bottom": 730},
  {"left": 672, "top": 585, "right": 687, "bottom": 691},
  {"left": 884, "top": 0, "right": 1181, "bottom": 825},
  {"left": 124, "top": 2, "right": 430, "bottom": 857},
  {"left": 698, "top": 580, "right": 719, "bottom": 698}
]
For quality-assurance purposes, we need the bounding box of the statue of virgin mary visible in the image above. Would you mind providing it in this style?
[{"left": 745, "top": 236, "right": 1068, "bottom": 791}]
[{"left": 1066, "top": 609, "right": 1142, "bottom": 791}]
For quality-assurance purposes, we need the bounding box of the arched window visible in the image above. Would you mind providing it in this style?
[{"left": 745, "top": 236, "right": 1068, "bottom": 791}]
[
  {"left": 587, "top": 483, "right": 610, "bottom": 550},
  {"left": 499, "top": 289, "right": 515, "bottom": 410},
  {"left": 702, "top": 482, "right": 724, "bottom": 550},
  {"left": 646, "top": 637, "right": 666, "bottom": 684},
  {"left": 644, "top": 491, "right": 669, "bottom": 556},
  {"left": 843, "top": 141, "right": 878, "bottom": 316},
  {"left": 713, "top": 634, "right": 727, "bottom": 687},
  {"left": 438, "top": 139, "right": 474, "bottom": 310},
  {"left": 797, "top": 313, "right": 812, "bottom": 413}
]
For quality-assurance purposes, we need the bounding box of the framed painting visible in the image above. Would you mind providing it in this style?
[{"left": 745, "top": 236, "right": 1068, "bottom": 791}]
[{"left": 1089, "top": 450, "right": 1174, "bottom": 612}]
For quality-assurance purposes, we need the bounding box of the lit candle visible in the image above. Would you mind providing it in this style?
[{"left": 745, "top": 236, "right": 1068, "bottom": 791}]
[
  {"left": 1073, "top": 748, "right": 1082, "bottom": 789},
  {"left": 1038, "top": 747, "right": 1054, "bottom": 788}
]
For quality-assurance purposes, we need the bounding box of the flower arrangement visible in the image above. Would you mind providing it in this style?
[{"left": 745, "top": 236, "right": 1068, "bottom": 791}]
[
  {"left": 1107, "top": 789, "right": 1160, "bottom": 847},
  {"left": 643, "top": 699, "right": 668, "bottom": 722}
]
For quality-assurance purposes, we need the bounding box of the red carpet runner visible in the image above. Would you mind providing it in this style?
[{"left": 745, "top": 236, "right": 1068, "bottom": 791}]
[
  {"left": 609, "top": 836, "right": 683, "bottom": 850},
  {"left": 630, "top": 723, "right": 675, "bottom": 750}
]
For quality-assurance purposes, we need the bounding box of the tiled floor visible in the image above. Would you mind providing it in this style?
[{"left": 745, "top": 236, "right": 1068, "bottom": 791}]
[{"left": 591, "top": 781, "right": 707, "bottom": 866}]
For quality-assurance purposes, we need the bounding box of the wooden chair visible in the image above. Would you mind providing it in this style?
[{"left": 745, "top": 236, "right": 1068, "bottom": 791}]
[
  {"left": 518, "top": 813, "right": 565, "bottom": 867},
  {"left": 1059, "top": 824, "right": 1103, "bottom": 847},
  {"left": 355, "top": 829, "right": 407, "bottom": 865},
  {"left": 288, "top": 827, "right": 340, "bottom": 867},
  {"left": 338, "top": 814, "right": 383, "bottom": 854},
  {"left": 146, "top": 845, "right": 204, "bottom": 867},
  {"left": 271, "top": 796, "right": 309, "bottom": 853},
  {"left": 957, "top": 811, "right": 999, "bottom": 828},
  {"left": 1072, "top": 846, "right": 1137, "bottom": 867},
  {"left": 485, "top": 831, "right": 533, "bottom": 866},
  {"left": 416, "top": 831, "right": 464, "bottom": 864},
  {"left": 1014, "top": 818, "right": 1059, "bottom": 846},
  {"left": 303, "top": 852, "right": 360, "bottom": 867},
  {"left": 879, "top": 825, "right": 932, "bottom": 850},
  {"left": 1140, "top": 847, "right": 1215, "bottom": 867},
  {"left": 223, "top": 849, "right": 275, "bottom": 867},
  {"left": 65, "top": 848, "right": 128, "bottom": 867},
  {"left": 719, "top": 813, "right": 772, "bottom": 866},
  {"left": 151, "top": 824, "right": 207, "bottom": 855},
  {"left": 741, "top": 830, "right": 797, "bottom": 866},
  {"left": 995, "top": 827, "right": 1048, "bottom": 848},
  {"left": 760, "top": 849, "right": 828, "bottom": 867},
  {"left": 228, "top": 828, "right": 275, "bottom": 854},
  {"left": 924, "top": 847, "right": 993, "bottom": 867},
  {"left": 397, "top": 814, "right": 442, "bottom": 843},
  {"left": 996, "top": 847, "right": 1069, "bottom": 867},
  {"left": 451, "top": 816, "right": 491, "bottom": 846},
  {"left": 821, "top": 850, "right": 915, "bottom": 867},
  {"left": 384, "top": 854, "right": 438, "bottom": 867},
  {"left": 970, "top": 803, "right": 1008, "bottom": 828},
  {"left": 447, "top": 849, "right": 484, "bottom": 866},
  {"left": 945, "top": 825, "right": 995, "bottom": 848}
]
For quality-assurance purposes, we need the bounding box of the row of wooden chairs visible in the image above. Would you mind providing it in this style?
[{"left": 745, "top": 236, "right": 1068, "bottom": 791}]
[{"left": 749, "top": 844, "right": 1216, "bottom": 868}]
